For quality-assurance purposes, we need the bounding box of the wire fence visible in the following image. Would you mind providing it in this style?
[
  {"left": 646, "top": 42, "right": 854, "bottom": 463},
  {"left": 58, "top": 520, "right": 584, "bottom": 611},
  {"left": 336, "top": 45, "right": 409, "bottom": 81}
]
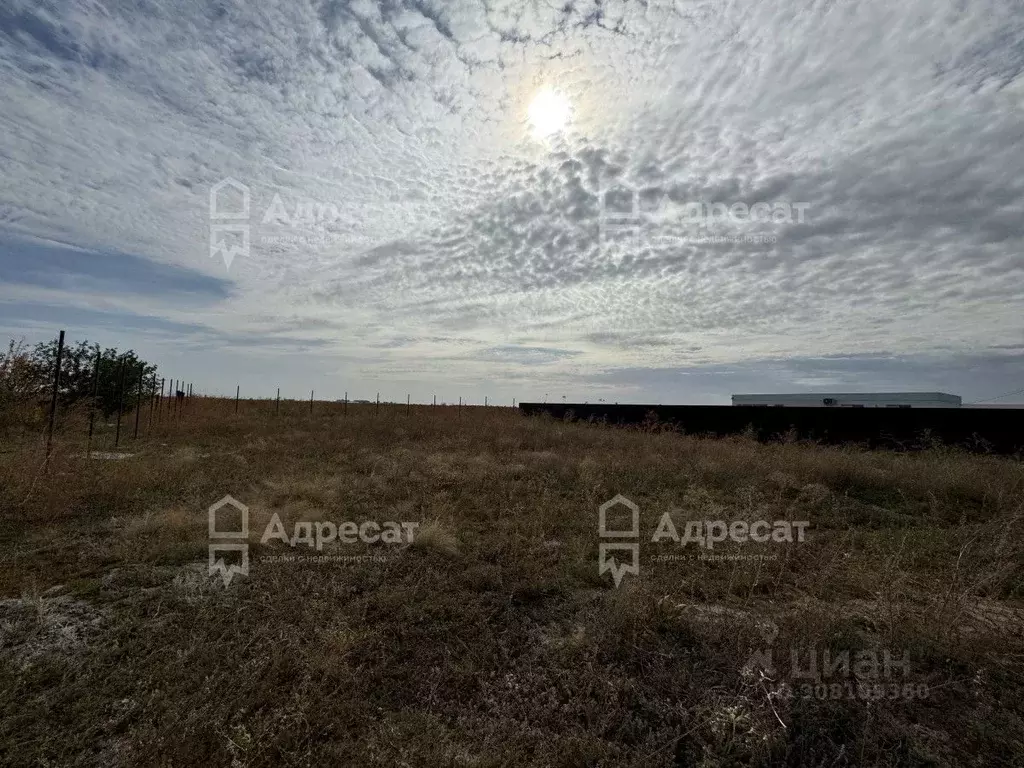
[{"left": 28, "top": 329, "right": 523, "bottom": 466}]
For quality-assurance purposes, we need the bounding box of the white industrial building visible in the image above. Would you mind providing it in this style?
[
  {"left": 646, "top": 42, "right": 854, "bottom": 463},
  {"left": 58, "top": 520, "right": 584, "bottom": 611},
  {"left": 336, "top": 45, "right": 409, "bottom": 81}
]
[{"left": 731, "top": 392, "right": 962, "bottom": 408}]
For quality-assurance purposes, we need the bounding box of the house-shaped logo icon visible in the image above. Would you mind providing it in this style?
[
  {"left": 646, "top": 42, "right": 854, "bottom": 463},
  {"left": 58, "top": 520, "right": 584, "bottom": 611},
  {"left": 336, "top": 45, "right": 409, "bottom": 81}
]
[
  {"left": 598, "top": 180, "right": 642, "bottom": 252},
  {"left": 209, "top": 178, "right": 250, "bottom": 220},
  {"left": 597, "top": 494, "right": 640, "bottom": 588},
  {"left": 209, "top": 178, "right": 250, "bottom": 270},
  {"left": 208, "top": 494, "right": 249, "bottom": 586}
]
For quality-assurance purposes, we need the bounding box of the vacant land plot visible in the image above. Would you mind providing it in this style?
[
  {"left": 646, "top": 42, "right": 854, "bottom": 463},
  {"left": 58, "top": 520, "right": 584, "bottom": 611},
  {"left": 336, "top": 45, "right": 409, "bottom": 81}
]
[{"left": 1, "top": 401, "right": 1022, "bottom": 766}]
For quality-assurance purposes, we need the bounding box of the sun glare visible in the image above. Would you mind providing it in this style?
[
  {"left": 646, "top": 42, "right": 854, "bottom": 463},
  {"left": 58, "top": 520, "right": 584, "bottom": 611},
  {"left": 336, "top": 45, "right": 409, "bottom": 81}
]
[{"left": 527, "top": 87, "right": 571, "bottom": 138}]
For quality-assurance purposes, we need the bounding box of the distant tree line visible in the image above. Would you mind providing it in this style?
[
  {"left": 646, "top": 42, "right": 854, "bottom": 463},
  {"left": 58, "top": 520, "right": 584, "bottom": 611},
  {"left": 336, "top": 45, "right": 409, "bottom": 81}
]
[{"left": 0, "top": 338, "right": 159, "bottom": 418}]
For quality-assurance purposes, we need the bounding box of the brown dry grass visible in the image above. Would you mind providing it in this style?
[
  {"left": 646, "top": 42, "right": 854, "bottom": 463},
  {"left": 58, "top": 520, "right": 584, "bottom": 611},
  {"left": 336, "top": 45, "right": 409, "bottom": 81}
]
[{"left": 0, "top": 398, "right": 1021, "bottom": 766}]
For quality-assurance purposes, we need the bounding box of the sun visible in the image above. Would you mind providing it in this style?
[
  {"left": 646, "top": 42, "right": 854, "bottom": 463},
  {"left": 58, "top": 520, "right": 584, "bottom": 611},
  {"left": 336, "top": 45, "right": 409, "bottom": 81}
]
[{"left": 527, "top": 86, "right": 571, "bottom": 138}]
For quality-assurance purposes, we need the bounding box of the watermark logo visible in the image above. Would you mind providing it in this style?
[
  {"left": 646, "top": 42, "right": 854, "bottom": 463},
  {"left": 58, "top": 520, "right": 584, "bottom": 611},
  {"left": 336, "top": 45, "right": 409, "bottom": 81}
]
[
  {"left": 598, "top": 495, "right": 810, "bottom": 588},
  {"left": 208, "top": 494, "right": 249, "bottom": 586},
  {"left": 598, "top": 494, "right": 640, "bottom": 587},
  {"left": 207, "top": 180, "right": 353, "bottom": 262},
  {"left": 596, "top": 177, "right": 808, "bottom": 253},
  {"left": 205, "top": 494, "right": 419, "bottom": 586},
  {"left": 260, "top": 514, "right": 418, "bottom": 550},
  {"left": 598, "top": 182, "right": 642, "bottom": 253},
  {"left": 653, "top": 517, "right": 809, "bottom": 549},
  {"left": 257, "top": 194, "right": 349, "bottom": 250},
  {"left": 209, "top": 178, "right": 250, "bottom": 271},
  {"left": 743, "top": 645, "right": 928, "bottom": 701}
]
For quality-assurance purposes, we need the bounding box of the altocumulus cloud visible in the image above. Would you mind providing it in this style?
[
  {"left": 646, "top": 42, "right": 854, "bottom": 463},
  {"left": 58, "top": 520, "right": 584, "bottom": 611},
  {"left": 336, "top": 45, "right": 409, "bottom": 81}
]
[{"left": 0, "top": 0, "right": 1022, "bottom": 402}]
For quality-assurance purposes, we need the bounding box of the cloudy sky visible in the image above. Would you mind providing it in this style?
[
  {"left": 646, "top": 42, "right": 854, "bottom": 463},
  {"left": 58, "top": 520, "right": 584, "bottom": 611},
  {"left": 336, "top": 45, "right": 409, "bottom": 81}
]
[{"left": 1, "top": 0, "right": 1023, "bottom": 404}]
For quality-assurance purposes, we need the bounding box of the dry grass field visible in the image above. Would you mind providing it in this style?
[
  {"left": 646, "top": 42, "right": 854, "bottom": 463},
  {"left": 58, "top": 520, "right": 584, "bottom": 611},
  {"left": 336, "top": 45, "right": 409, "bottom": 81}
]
[{"left": 1, "top": 399, "right": 1022, "bottom": 766}]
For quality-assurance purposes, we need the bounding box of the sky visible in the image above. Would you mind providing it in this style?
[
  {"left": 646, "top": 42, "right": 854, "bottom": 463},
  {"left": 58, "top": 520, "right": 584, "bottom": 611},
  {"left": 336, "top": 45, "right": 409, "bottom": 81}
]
[{"left": 1, "top": 0, "right": 1022, "bottom": 405}]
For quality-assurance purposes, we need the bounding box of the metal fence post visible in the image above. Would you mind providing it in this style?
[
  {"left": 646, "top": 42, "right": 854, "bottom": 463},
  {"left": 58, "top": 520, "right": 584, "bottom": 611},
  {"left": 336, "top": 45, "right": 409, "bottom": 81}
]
[
  {"left": 86, "top": 342, "right": 100, "bottom": 456},
  {"left": 133, "top": 364, "right": 143, "bottom": 438},
  {"left": 114, "top": 355, "right": 127, "bottom": 448},
  {"left": 45, "top": 330, "right": 65, "bottom": 466},
  {"left": 148, "top": 372, "right": 156, "bottom": 428}
]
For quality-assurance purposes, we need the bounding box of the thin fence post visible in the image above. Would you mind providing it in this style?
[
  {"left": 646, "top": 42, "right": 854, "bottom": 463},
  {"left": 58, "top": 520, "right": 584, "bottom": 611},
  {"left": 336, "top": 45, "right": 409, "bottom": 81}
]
[
  {"left": 276, "top": 388, "right": 280, "bottom": 416},
  {"left": 485, "top": 396, "right": 488, "bottom": 407},
  {"left": 407, "top": 394, "right": 410, "bottom": 416},
  {"left": 310, "top": 389, "right": 314, "bottom": 414},
  {"left": 235, "top": 385, "right": 240, "bottom": 414},
  {"left": 148, "top": 372, "right": 156, "bottom": 428},
  {"left": 459, "top": 396, "right": 462, "bottom": 418},
  {"left": 45, "top": 330, "right": 65, "bottom": 466},
  {"left": 133, "top": 364, "right": 143, "bottom": 438},
  {"left": 375, "top": 392, "right": 379, "bottom": 416},
  {"left": 86, "top": 342, "right": 100, "bottom": 456},
  {"left": 171, "top": 379, "right": 177, "bottom": 418},
  {"left": 114, "top": 355, "right": 127, "bottom": 448},
  {"left": 344, "top": 391, "right": 347, "bottom": 416},
  {"left": 433, "top": 394, "right": 436, "bottom": 408}
]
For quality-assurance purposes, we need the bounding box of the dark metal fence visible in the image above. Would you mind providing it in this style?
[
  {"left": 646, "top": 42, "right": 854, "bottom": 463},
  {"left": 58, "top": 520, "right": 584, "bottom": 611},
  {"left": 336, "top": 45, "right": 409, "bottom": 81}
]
[{"left": 518, "top": 403, "right": 1024, "bottom": 455}]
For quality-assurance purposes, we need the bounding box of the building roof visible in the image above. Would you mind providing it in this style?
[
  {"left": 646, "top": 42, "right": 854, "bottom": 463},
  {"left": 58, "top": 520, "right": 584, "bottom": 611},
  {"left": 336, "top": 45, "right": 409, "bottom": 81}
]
[{"left": 732, "top": 392, "right": 960, "bottom": 399}]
